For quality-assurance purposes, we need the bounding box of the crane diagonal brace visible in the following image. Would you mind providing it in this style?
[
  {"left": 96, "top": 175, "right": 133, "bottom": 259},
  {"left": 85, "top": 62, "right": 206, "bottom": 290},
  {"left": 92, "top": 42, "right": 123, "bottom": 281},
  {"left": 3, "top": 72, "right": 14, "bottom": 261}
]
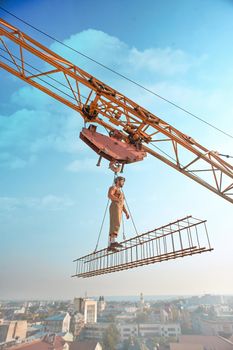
[
  {"left": 72, "top": 216, "right": 213, "bottom": 278},
  {"left": 0, "top": 18, "right": 233, "bottom": 203}
]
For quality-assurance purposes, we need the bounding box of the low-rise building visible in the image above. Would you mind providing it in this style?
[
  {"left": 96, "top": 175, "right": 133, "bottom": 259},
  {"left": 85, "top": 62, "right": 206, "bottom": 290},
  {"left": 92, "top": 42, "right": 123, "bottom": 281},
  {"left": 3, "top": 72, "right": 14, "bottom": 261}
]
[
  {"left": 14, "top": 307, "right": 26, "bottom": 315},
  {"left": 81, "top": 323, "right": 110, "bottom": 341},
  {"left": 44, "top": 312, "right": 70, "bottom": 333},
  {"left": 119, "top": 324, "right": 138, "bottom": 341},
  {"left": 139, "top": 323, "right": 181, "bottom": 340},
  {"left": 200, "top": 318, "right": 233, "bottom": 336},
  {"left": 81, "top": 322, "right": 181, "bottom": 343},
  {"left": 70, "top": 313, "right": 85, "bottom": 337},
  {"left": 0, "top": 320, "right": 27, "bottom": 343}
]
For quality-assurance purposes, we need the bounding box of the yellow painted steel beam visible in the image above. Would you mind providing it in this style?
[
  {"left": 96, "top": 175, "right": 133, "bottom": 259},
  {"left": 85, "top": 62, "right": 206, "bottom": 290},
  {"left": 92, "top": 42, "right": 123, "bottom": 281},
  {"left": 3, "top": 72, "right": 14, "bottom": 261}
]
[{"left": 0, "top": 18, "right": 232, "bottom": 203}]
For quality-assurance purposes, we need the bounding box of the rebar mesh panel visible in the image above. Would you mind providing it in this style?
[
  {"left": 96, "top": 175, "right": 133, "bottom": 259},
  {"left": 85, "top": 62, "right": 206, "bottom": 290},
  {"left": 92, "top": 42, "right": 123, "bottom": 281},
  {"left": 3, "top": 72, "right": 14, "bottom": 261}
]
[{"left": 72, "top": 216, "right": 213, "bottom": 278}]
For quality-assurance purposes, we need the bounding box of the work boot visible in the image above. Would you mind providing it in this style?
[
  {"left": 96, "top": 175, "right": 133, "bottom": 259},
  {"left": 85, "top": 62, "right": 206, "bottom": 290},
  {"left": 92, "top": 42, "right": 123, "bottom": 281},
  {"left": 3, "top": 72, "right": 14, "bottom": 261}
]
[
  {"left": 107, "top": 245, "right": 118, "bottom": 252},
  {"left": 111, "top": 242, "right": 123, "bottom": 248}
]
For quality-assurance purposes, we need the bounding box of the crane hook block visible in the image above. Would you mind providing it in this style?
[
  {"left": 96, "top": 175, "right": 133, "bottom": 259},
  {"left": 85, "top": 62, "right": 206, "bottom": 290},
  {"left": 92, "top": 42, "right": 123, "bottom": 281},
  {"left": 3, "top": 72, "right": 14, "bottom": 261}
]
[{"left": 80, "top": 125, "right": 147, "bottom": 164}]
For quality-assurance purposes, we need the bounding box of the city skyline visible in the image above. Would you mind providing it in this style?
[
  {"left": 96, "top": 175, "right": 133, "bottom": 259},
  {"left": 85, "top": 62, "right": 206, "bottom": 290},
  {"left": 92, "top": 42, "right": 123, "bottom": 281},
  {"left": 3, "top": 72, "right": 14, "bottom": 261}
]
[
  {"left": 0, "top": 0, "right": 233, "bottom": 299},
  {"left": 0, "top": 293, "right": 232, "bottom": 302},
  {"left": 1, "top": 293, "right": 233, "bottom": 349}
]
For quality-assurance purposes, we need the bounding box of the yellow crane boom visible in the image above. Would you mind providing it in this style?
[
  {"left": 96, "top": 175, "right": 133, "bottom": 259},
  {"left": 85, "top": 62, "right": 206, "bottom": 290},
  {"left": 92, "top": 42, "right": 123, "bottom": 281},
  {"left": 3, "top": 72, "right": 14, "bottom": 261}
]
[{"left": 0, "top": 18, "right": 233, "bottom": 203}]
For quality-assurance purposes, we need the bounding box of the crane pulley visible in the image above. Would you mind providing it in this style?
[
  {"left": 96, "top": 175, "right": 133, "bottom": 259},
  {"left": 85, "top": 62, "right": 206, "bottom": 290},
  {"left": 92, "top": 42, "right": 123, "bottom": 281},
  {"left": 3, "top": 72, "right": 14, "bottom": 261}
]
[{"left": 80, "top": 124, "right": 146, "bottom": 172}]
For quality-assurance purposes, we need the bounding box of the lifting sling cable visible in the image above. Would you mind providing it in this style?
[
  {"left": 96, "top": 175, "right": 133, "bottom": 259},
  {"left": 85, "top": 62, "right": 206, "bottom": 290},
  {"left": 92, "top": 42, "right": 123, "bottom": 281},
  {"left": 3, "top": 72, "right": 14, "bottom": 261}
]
[
  {"left": 94, "top": 198, "right": 110, "bottom": 252},
  {"left": 123, "top": 190, "right": 139, "bottom": 237},
  {"left": 121, "top": 216, "right": 126, "bottom": 241},
  {"left": 94, "top": 173, "right": 116, "bottom": 252}
]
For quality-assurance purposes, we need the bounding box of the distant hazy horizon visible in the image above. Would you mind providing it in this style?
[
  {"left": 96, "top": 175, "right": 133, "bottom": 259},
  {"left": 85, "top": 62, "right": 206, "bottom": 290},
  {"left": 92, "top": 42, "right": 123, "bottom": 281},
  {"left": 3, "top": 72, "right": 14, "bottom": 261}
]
[{"left": 1, "top": 293, "right": 233, "bottom": 303}]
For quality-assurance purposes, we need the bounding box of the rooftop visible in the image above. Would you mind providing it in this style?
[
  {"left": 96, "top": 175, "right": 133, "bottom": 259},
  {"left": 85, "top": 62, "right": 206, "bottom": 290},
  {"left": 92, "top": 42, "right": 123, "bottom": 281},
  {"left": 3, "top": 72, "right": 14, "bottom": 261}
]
[
  {"left": 45, "top": 313, "right": 67, "bottom": 321},
  {"left": 9, "top": 335, "right": 65, "bottom": 350},
  {"left": 70, "top": 340, "right": 101, "bottom": 350},
  {"left": 170, "top": 344, "right": 203, "bottom": 350},
  {"left": 179, "top": 335, "right": 233, "bottom": 350}
]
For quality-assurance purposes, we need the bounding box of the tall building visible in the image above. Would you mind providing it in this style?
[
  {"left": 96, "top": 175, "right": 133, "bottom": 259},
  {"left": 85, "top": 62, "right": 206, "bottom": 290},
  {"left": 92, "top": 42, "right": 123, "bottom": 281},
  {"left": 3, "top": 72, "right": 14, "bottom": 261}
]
[
  {"left": 74, "top": 298, "right": 84, "bottom": 313},
  {"left": 97, "top": 296, "right": 106, "bottom": 313},
  {"left": 139, "top": 293, "right": 145, "bottom": 312},
  {"left": 73, "top": 298, "right": 97, "bottom": 324}
]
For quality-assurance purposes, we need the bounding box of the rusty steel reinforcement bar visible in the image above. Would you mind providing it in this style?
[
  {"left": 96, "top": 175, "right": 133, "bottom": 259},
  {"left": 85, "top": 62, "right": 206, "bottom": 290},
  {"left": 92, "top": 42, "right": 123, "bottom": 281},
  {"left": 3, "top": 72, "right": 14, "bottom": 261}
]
[{"left": 72, "top": 216, "right": 213, "bottom": 278}]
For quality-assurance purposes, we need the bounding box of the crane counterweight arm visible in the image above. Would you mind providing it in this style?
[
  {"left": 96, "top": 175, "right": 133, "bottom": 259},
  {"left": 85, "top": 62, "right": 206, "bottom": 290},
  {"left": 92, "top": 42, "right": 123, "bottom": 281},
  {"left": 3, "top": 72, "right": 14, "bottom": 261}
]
[{"left": 0, "top": 18, "right": 233, "bottom": 203}]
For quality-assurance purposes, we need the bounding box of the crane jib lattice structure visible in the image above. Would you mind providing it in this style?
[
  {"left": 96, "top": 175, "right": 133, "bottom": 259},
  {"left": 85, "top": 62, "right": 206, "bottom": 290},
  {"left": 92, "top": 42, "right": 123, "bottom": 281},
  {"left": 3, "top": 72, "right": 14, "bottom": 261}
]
[
  {"left": 0, "top": 18, "right": 233, "bottom": 203},
  {"left": 72, "top": 216, "right": 213, "bottom": 278}
]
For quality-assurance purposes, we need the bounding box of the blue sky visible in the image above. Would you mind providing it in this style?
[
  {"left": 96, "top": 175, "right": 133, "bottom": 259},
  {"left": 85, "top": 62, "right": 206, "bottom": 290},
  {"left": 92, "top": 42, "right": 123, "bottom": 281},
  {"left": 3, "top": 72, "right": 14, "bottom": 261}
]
[{"left": 0, "top": 0, "right": 233, "bottom": 300}]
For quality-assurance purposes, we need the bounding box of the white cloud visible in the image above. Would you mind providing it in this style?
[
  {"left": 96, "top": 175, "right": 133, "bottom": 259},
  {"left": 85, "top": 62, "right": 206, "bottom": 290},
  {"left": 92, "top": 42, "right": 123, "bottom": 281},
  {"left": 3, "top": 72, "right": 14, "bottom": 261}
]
[
  {"left": 0, "top": 103, "right": 84, "bottom": 168},
  {"left": 66, "top": 158, "right": 109, "bottom": 173},
  {"left": 0, "top": 152, "right": 30, "bottom": 169},
  {"left": 11, "top": 86, "right": 52, "bottom": 110},
  {"left": 1, "top": 28, "right": 232, "bottom": 172},
  {"left": 51, "top": 29, "right": 202, "bottom": 79},
  {"left": 51, "top": 29, "right": 129, "bottom": 73},
  {"left": 128, "top": 47, "right": 202, "bottom": 75},
  {"left": 0, "top": 195, "right": 74, "bottom": 212}
]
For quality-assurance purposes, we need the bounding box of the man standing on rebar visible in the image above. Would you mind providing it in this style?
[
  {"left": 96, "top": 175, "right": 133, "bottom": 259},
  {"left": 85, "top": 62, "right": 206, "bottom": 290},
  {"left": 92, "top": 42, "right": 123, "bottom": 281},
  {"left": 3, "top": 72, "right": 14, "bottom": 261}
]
[{"left": 108, "top": 176, "right": 129, "bottom": 249}]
